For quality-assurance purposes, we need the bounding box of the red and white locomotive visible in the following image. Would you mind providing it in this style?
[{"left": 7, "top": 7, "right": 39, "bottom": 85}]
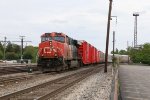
[{"left": 37, "top": 32, "right": 106, "bottom": 72}]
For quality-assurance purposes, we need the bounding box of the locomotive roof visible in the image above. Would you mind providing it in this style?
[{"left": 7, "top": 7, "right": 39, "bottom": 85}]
[{"left": 41, "top": 32, "right": 66, "bottom": 37}]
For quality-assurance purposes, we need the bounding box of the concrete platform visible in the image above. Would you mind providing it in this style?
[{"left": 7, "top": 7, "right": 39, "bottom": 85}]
[{"left": 119, "top": 65, "right": 150, "bottom": 100}]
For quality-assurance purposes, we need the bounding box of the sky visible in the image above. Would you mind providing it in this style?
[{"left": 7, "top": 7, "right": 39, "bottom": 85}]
[{"left": 0, "top": 0, "right": 150, "bottom": 53}]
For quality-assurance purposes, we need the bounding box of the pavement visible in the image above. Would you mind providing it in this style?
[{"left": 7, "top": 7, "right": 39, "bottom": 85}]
[{"left": 119, "top": 64, "right": 150, "bottom": 100}]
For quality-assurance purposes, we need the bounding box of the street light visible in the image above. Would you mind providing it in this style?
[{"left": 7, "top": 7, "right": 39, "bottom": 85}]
[
  {"left": 111, "top": 16, "right": 117, "bottom": 67},
  {"left": 111, "top": 16, "right": 117, "bottom": 25}
]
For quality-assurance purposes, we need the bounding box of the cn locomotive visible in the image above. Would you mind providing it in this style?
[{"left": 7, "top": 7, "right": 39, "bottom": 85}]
[{"left": 37, "top": 32, "right": 106, "bottom": 72}]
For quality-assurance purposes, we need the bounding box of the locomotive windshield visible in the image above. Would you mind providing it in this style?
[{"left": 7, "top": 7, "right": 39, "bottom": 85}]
[
  {"left": 41, "top": 36, "right": 52, "bottom": 42},
  {"left": 41, "top": 36, "right": 65, "bottom": 43},
  {"left": 54, "top": 36, "right": 65, "bottom": 43}
]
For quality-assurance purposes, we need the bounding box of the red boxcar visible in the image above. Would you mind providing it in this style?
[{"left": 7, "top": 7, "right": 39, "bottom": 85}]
[
  {"left": 97, "top": 51, "right": 100, "bottom": 63},
  {"left": 78, "top": 41, "right": 101, "bottom": 65},
  {"left": 91, "top": 46, "right": 95, "bottom": 64},
  {"left": 78, "top": 41, "right": 91, "bottom": 65},
  {"left": 89, "top": 44, "right": 92, "bottom": 64},
  {"left": 100, "top": 51, "right": 105, "bottom": 63},
  {"left": 95, "top": 48, "right": 98, "bottom": 63}
]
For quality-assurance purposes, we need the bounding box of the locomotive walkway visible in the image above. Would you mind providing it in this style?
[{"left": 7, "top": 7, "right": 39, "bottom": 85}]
[{"left": 119, "top": 64, "right": 150, "bottom": 100}]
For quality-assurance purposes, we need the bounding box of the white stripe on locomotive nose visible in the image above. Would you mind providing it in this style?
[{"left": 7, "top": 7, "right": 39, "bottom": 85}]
[{"left": 53, "top": 49, "right": 56, "bottom": 52}]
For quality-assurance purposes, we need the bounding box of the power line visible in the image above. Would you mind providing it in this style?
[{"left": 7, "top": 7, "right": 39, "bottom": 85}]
[{"left": 12, "top": 36, "right": 31, "bottom": 62}]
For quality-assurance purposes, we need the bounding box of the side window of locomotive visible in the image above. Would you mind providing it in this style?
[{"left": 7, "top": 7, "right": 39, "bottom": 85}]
[
  {"left": 69, "top": 38, "right": 76, "bottom": 45},
  {"left": 70, "top": 39, "right": 74, "bottom": 45},
  {"left": 54, "top": 36, "right": 65, "bottom": 43},
  {"left": 73, "top": 40, "right": 77, "bottom": 46}
]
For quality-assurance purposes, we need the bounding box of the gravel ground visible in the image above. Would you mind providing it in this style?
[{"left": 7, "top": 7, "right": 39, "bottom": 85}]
[
  {"left": 0, "top": 72, "right": 29, "bottom": 78},
  {"left": 0, "top": 66, "right": 93, "bottom": 97},
  {"left": 51, "top": 66, "right": 113, "bottom": 100}
]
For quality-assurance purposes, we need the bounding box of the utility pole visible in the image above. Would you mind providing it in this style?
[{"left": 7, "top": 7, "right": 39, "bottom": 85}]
[
  {"left": 127, "top": 41, "right": 129, "bottom": 51},
  {"left": 12, "top": 36, "right": 31, "bottom": 63},
  {"left": 111, "top": 16, "right": 117, "bottom": 67},
  {"left": 133, "top": 13, "right": 139, "bottom": 47},
  {"left": 20, "top": 36, "right": 25, "bottom": 61},
  {"left": 105, "top": 0, "right": 113, "bottom": 73},
  {"left": 0, "top": 37, "right": 10, "bottom": 62},
  {"left": 112, "top": 31, "right": 115, "bottom": 67},
  {"left": 127, "top": 41, "right": 129, "bottom": 48}
]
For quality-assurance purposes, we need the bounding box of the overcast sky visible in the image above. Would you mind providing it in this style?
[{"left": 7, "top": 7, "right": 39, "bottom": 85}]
[{"left": 0, "top": 0, "right": 149, "bottom": 52}]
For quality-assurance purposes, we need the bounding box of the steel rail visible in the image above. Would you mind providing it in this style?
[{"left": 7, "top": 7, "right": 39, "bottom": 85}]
[{"left": 0, "top": 75, "right": 33, "bottom": 85}]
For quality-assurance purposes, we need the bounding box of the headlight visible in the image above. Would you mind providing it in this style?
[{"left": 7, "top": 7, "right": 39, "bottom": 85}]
[{"left": 50, "top": 42, "right": 52, "bottom": 46}]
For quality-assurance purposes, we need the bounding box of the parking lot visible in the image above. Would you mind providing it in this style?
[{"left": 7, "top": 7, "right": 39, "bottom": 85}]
[{"left": 119, "top": 65, "right": 150, "bottom": 100}]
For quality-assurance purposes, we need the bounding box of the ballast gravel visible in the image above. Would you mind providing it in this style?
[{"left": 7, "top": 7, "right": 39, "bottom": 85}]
[
  {"left": 0, "top": 66, "right": 92, "bottom": 97},
  {"left": 0, "top": 65, "right": 113, "bottom": 100},
  {"left": 51, "top": 66, "right": 113, "bottom": 100}
]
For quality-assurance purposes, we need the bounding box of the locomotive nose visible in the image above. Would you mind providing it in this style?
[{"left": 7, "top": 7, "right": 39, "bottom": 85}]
[
  {"left": 44, "top": 47, "right": 57, "bottom": 56},
  {"left": 38, "top": 40, "right": 63, "bottom": 58}
]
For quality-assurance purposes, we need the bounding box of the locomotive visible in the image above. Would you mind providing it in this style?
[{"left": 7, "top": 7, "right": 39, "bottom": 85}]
[{"left": 37, "top": 32, "right": 106, "bottom": 72}]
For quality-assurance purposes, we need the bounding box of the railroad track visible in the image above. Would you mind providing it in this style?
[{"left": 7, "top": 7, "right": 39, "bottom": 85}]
[
  {"left": 0, "top": 66, "right": 38, "bottom": 76},
  {"left": 0, "top": 64, "right": 104, "bottom": 100},
  {"left": 0, "top": 75, "right": 34, "bottom": 85}
]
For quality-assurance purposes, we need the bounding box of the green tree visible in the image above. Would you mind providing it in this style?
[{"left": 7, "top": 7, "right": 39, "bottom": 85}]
[
  {"left": 0, "top": 50, "right": 3, "bottom": 59},
  {"left": 0, "top": 42, "right": 3, "bottom": 60},
  {"left": 0, "top": 42, "right": 3, "bottom": 51},
  {"left": 119, "top": 50, "right": 127, "bottom": 55},
  {"left": 111, "top": 48, "right": 119, "bottom": 54},
  {"left": 13, "top": 44, "right": 21, "bottom": 53},
  {"left": 129, "top": 48, "right": 141, "bottom": 63},
  {"left": 23, "top": 46, "right": 34, "bottom": 60},
  {"left": 23, "top": 52, "right": 33, "bottom": 59},
  {"left": 6, "top": 52, "right": 19, "bottom": 60},
  {"left": 141, "top": 43, "right": 150, "bottom": 64},
  {"left": 129, "top": 43, "right": 150, "bottom": 64},
  {"left": 33, "top": 47, "right": 38, "bottom": 63},
  {"left": 115, "top": 48, "right": 119, "bottom": 54},
  {"left": 6, "top": 42, "right": 14, "bottom": 52}
]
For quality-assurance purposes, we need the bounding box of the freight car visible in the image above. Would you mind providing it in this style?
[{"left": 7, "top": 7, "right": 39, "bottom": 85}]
[
  {"left": 37, "top": 32, "right": 108, "bottom": 72},
  {"left": 114, "top": 54, "right": 130, "bottom": 63}
]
